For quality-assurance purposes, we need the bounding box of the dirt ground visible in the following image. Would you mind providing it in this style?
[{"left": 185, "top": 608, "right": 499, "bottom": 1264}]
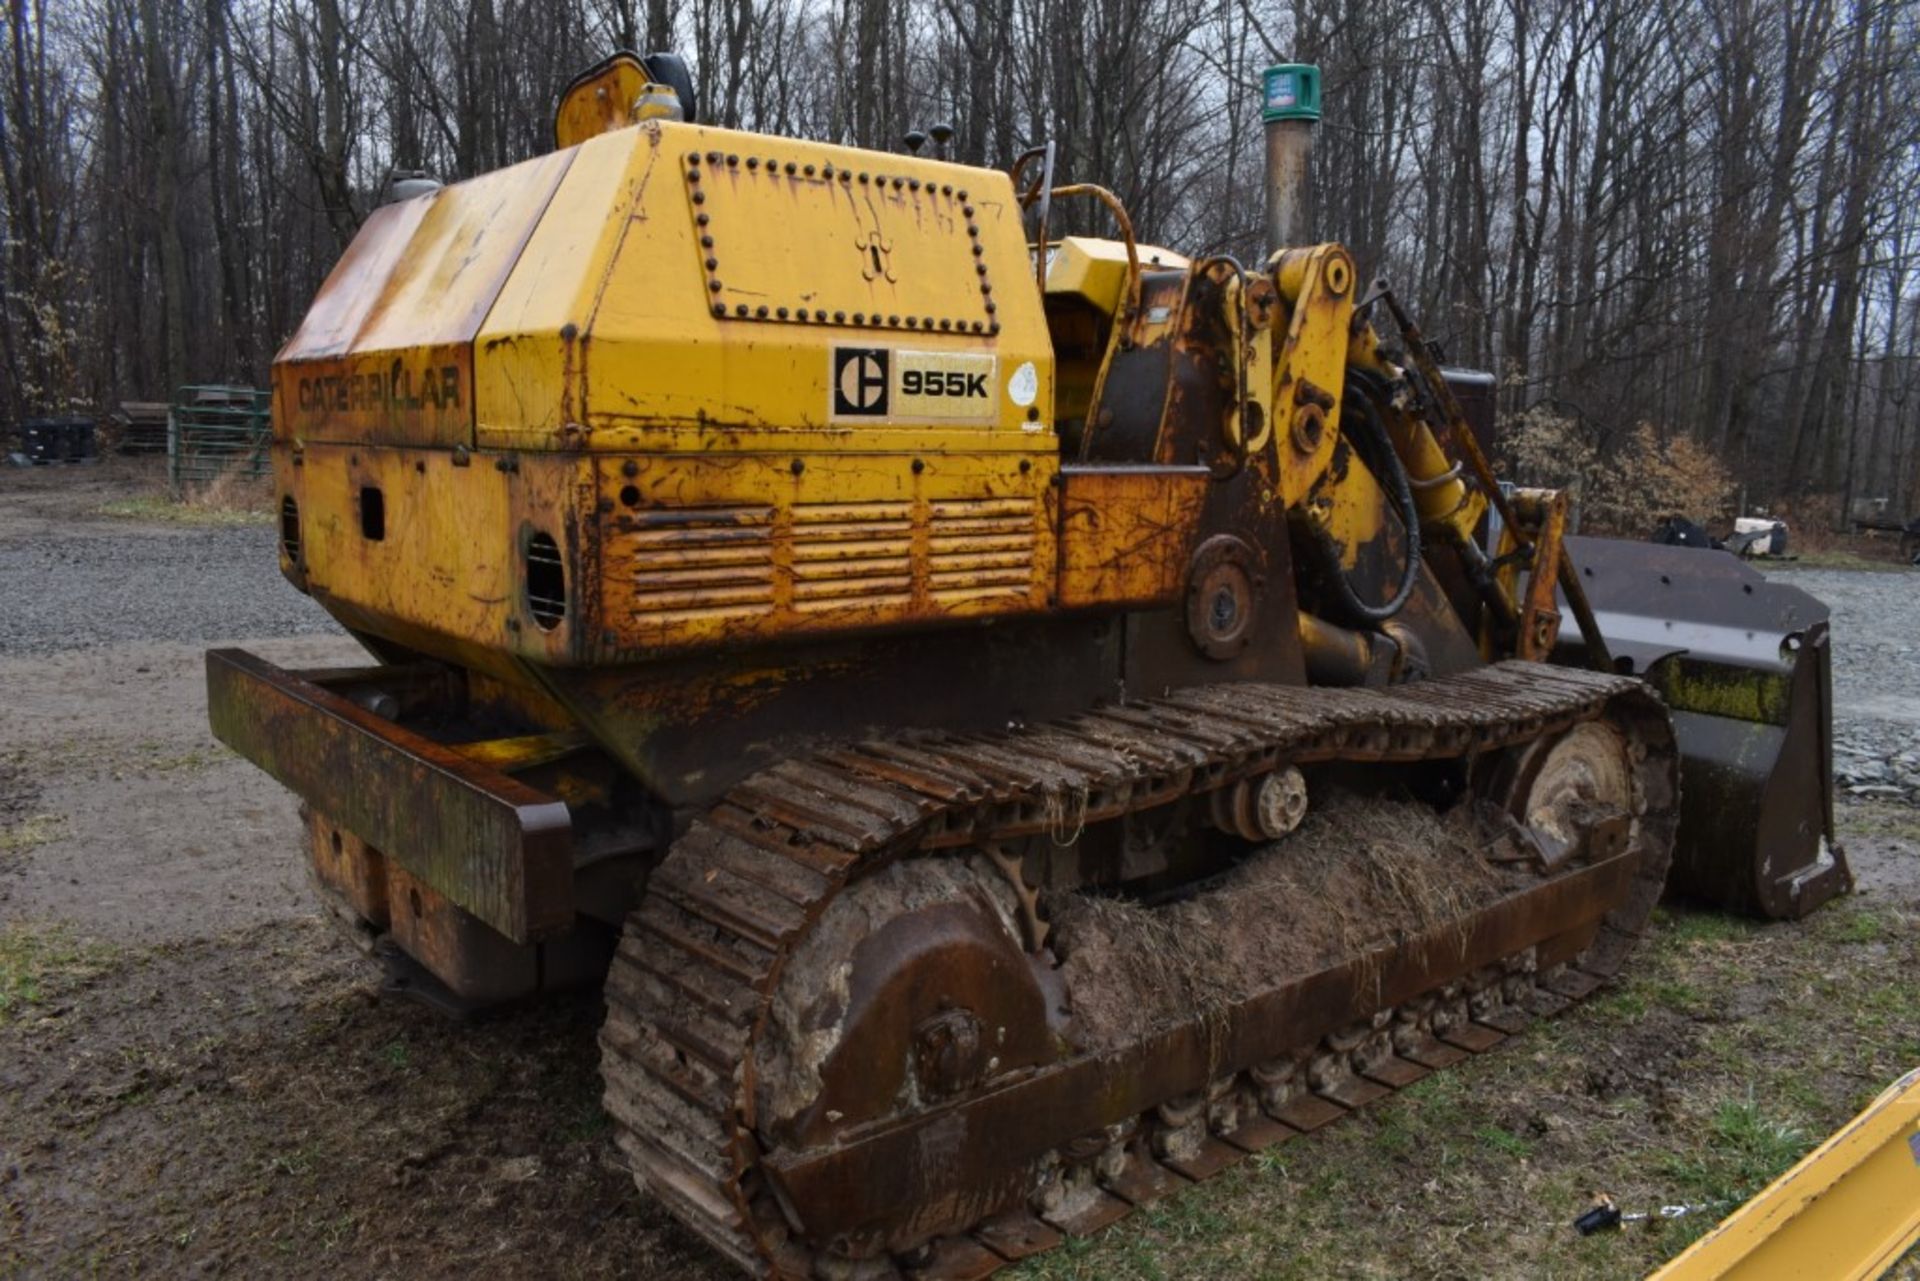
[
  {"left": 0, "top": 462, "right": 728, "bottom": 1278},
  {"left": 2, "top": 458, "right": 1917, "bottom": 1278}
]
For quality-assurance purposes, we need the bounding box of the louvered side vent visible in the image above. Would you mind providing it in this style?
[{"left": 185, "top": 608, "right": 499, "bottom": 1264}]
[
  {"left": 928, "top": 497, "right": 1037, "bottom": 604},
  {"left": 622, "top": 506, "right": 776, "bottom": 626},
  {"left": 790, "top": 502, "right": 914, "bottom": 613}
]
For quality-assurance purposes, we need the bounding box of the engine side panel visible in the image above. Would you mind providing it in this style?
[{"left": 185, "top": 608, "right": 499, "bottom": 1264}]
[
  {"left": 274, "top": 149, "right": 576, "bottom": 448},
  {"left": 472, "top": 120, "right": 1055, "bottom": 449}
]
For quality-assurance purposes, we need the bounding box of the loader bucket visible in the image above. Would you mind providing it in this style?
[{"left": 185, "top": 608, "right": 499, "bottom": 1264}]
[{"left": 1558, "top": 536, "right": 1851, "bottom": 919}]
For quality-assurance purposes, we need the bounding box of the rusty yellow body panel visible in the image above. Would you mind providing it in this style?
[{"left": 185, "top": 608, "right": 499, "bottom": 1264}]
[
  {"left": 264, "top": 135, "right": 1548, "bottom": 703},
  {"left": 274, "top": 111, "right": 1514, "bottom": 686},
  {"left": 1650, "top": 1066, "right": 1920, "bottom": 1281},
  {"left": 277, "top": 119, "right": 1062, "bottom": 668},
  {"left": 1056, "top": 466, "right": 1211, "bottom": 608},
  {"left": 1043, "top": 236, "right": 1189, "bottom": 315},
  {"left": 277, "top": 442, "right": 592, "bottom": 674},
  {"left": 274, "top": 150, "right": 575, "bottom": 448},
  {"left": 281, "top": 440, "right": 1055, "bottom": 665},
  {"left": 471, "top": 121, "right": 1054, "bottom": 450},
  {"left": 598, "top": 450, "right": 1055, "bottom": 652},
  {"left": 276, "top": 118, "right": 1055, "bottom": 452}
]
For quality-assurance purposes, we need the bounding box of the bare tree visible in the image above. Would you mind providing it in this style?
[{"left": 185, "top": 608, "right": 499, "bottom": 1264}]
[{"left": 3, "top": 0, "right": 1919, "bottom": 525}]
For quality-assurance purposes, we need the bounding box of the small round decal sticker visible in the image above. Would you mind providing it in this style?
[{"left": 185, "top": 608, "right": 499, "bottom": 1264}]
[{"left": 1007, "top": 361, "right": 1039, "bottom": 408}]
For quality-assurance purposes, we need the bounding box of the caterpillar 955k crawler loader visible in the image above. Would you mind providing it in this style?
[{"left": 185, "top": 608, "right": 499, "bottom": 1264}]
[{"left": 207, "top": 53, "right": 1848, "bottom": 1277}]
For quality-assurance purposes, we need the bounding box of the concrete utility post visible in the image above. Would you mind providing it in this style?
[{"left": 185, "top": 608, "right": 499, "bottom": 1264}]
[{"left": 1262, "top": 63, "right": 1322, "bottom": 255}]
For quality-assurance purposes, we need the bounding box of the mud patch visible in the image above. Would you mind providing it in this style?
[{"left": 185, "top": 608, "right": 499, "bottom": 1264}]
[
  {"left": 1840, "top": 832, "right": 1920, "bottom": 901},
  {"left": 0, "top": 762, "right": 37, "bottom": 833},
  {"left": 1050, "top": 793, "right": 1508, "bottom": 1051},
  {"left": 0, "top": 918, "right": 730, "bottom": 1279},
  {"left": 0, "top": 764, "right": 60, "bottom": 865},
  {"left": 754, "top": 857, "right": 1024, "bottom": 1131}
]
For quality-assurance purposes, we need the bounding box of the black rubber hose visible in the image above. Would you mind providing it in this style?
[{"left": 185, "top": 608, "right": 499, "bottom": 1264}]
[{"left": 1318, "top": 376, "right": 1422, "bottom": 624}]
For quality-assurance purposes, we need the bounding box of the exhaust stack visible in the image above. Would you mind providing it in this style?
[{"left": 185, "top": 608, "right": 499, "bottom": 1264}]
[{"left": 1262, "top": 63, "right": 1322, "bottom": 254}]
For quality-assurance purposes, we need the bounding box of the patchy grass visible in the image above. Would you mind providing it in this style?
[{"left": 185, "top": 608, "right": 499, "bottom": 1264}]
[
  {"left": 1659, "top": 906, "right": 1762, "bottom": 946},
  {"left": 2, "top": 737, "right": 231, "bottom": 783},
  {"left": 128, "top": 741, "right": 230, "bottom": 774},
  {"left": 97, "top": 467, "right": 275, "bottom": 525},
  {"left": 1838, "top": 798, "right": 1920, "bottom": 841},
  {"left": 0, "top": 921, "right": 722, "bottom": 1279},
  {"left": 1786, "top": 549, "right": 1911, "bottom": 572},
  {"left": 1645, "top": 978, "right": 1706, "bottom": 1014},
  {"left": 1661, "top": 1096, "right": 1809, "bottom": 1199},
  {"left": 1005, "top": 833, "right": 1920, "bottom": 1281},
  {"left": 98, "top": 494, "right": 272, "bottom": 526},
  {"left": 1474, "top": 1123, "right": 1534, "bottom": 1158},
  {"left": 0, "top": 924, "right": 120, "bottom": 1024},
  {"left": 1647, "top": 1097, "right": 1810, "bottom": 1251},
  {"left": 1818, "top": 906, "right": 1895, "bottom": 945},
  {"left": 0, "top": 812, "right": 68, "bottom": 855}
]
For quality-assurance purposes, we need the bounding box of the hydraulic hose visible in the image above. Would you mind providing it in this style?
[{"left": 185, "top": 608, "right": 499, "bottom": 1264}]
[{"left": 1318, "top": 375, "right": 1422, "bottom": 624}]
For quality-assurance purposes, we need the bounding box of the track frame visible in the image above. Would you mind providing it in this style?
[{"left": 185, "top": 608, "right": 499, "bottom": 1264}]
[{"left": 600, "top": 660, "right": 1678, "bottom": 1277}]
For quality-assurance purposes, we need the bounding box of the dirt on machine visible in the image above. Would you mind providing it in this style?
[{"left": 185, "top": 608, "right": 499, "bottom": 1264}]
[{"left": 206, "top": 51, "right": 1849, "bottom": 1277}]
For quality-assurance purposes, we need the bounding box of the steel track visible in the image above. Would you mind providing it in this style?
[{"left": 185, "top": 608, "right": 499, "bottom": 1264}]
[{"left": 599, "top": 661, "right": 1677, "bottom": 1278}]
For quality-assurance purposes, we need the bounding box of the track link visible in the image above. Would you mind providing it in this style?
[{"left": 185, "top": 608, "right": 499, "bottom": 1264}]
[{"left": 601, "top": 661, "right": 1676, "bottom": 1277}]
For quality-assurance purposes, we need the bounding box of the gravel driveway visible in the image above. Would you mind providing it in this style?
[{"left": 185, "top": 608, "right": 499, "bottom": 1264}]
[
  {"left": 1766, "top": 566, "right": 1920, "bottom": 802},
  {"left": 0, "top": 463, "right": 336, "bottom": 655},
  {"left": 0, "top": 460, "right": 357, "bottom": 941}
]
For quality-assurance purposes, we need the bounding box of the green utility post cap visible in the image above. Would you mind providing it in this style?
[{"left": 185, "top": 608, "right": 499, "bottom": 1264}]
[{"left": 1262, "top": 64, "right": 1322, "bottom": 122}]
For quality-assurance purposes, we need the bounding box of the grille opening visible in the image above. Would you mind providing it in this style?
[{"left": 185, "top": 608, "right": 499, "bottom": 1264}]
[
  {"left": 280, "top": 495, "right": 301, "bottom": 563},
  {"left": 359, "top": 486, "right": 385, "bottom": 541},
  {"left": 525, "top": 531, "right": 566, "bottom": 629}
]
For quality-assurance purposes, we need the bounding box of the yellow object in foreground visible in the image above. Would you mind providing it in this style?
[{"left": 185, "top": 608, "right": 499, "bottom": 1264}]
[{"left": 1651, "top": 1067, "right": 1920, "bottom": 1280}]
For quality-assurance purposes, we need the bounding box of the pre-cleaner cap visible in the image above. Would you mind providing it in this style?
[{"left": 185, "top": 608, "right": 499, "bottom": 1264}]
[{"left": 1262, "top": 64, "right": 1322, "bottom": 123}]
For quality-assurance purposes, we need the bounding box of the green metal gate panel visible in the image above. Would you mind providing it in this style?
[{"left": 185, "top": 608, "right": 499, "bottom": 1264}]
[{"left": 168, "top": 385, "right": 271, "bottom": 494}]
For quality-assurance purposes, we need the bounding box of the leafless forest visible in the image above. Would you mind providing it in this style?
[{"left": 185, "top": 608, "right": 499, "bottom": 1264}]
[{"left": 4, "top": 0, "right": 1919, "bottom": 519}]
